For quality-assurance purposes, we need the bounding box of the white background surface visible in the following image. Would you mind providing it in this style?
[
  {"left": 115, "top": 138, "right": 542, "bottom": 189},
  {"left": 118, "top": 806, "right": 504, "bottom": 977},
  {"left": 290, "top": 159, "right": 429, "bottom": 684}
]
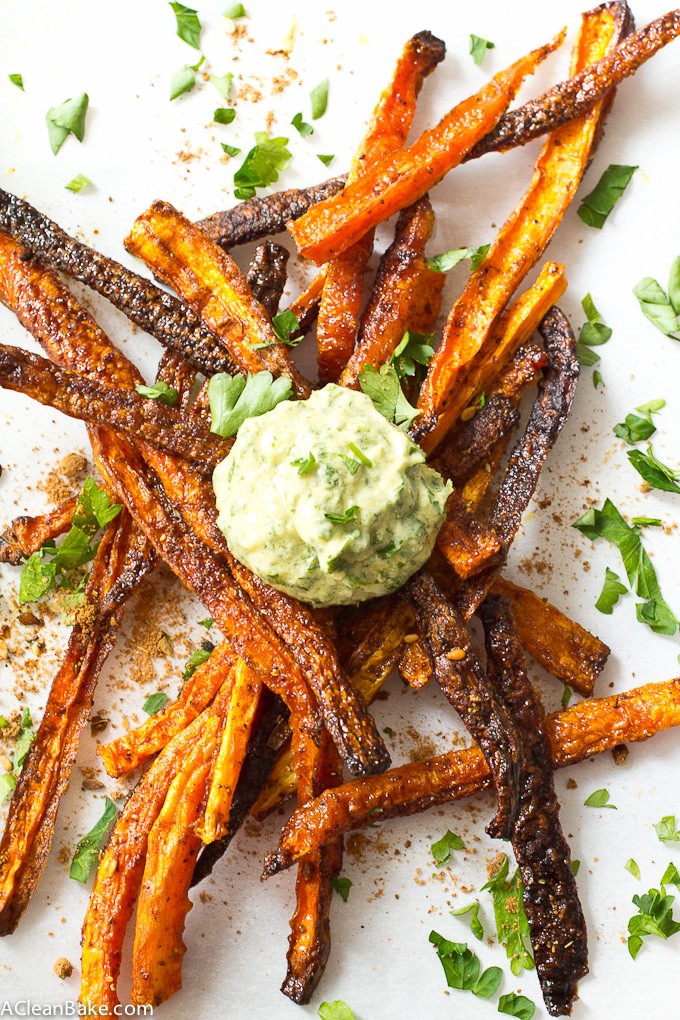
[{"left": 1, "top": 1, "right": 680, "bottom": 1017}]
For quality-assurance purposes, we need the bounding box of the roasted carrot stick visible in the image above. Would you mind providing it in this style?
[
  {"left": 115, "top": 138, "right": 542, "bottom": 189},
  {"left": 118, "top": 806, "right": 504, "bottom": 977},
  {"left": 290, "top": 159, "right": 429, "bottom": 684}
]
[
  {"left": 0, "top": 496, "right": 77, "bottom": 565},
  {"left": 289, "top": 33, "right": 564, "bottom": 264},
  {"left": 435, "top": 492, "right": 502, "bottom": 580}
]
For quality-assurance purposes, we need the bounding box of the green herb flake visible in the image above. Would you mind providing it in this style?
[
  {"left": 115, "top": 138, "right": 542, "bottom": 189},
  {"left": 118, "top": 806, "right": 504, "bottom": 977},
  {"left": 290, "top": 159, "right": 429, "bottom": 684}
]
[
  {"left": 347, "top": 443, "right": 372, "bottom": 468},
  {"left": 324, "top": 506, "right": 359, "bottom": 525},
  {"left": 65, "top": 174, "right": 92, "bottom": 193},
  {"left": 208, "top": 370, "right": 293, "bottom": 438},
  {"left": 427, "top": 244, "right": 489, "bottom": 273},
  {"left": 12, "top": 710, "right": 35, "bottom": 771},
  {"left": 632, "top": 516, "right": 663, "bottom": 528},
  {"left": 291, "top": 112, "right": 314, "bottom": 138},
  {"left": 69, "top": 797, "right": 117, "bottom": 883},
  {"left": 291, "top": 452, "right": 317, "bottom": 476},
  {"left": 310, "top": 78, "right": 329, "bottom": 120},
  {"left": 634, "top": 272, "right": 680, "bottom": 339},
  {"left": 221, "top": 143, "right": 241, "bottom": 157},
  {"left": 450, "top": 901, "right": 484, "bottom": 941},
  {"left": 170, "top": 57, "right": 205, "bottom": 101},
  {"left": 656, "top": 816, "right": 680, "bottom": 843},
  {"left": 627, "top": 445, "right": 680, "bottom": 494},
  {"left": 584, "top": 788, "right": 617, "bottom": 810},
  {"left": 0, "top": 773, "right": 17, "bottom": 803},
  {"left": 46, "top": 93, "right": 89, "bottom": 155},
  {"left": 627, "top": 882, "right": 680, "bottom": 959},
  {"left": 136, "top": 380, "right": 179, "bottom": 406},
  {"left": 143, "top": 692, "right": 169, "bottom": 716},
  {"left": 431, "top": 829, "right": 465, "bottom": 866},
  {"left": 317, "top": 1002, "right": 356, "bottom": 1020},
  {"left": 577, "top": 164, "right": 637, "bottom": 228},
  {"left": 469, "top": 35, "right": 495, "bottom": 66},
  {"left": 9, "top": 73, "right": 24, "bottom": 90},
  {"left": 481, "top": 855, "right": 534, "bottom": 975},
  {"left": 317, "top": 153, "right": 335, "bottom": 167},
  {"left": 571, "top": 860, "right": 581, "bottom": 876},
  {"left": 214, "top": 107, "right": 236, "bottom": 125},
  {"left": 233, "top": 133, "right": 292, "bottom": 199},
  {"left": 577, "top": 292, "right": 612, "bottom": 368},
  {"left": 199, "top": 617, "right": 214, "bottom": 629},
  {"left": 561, "top": 684, "right": 573, "bottom": 708},
  {"left": 183, "top": 644, "right": 214, "bottom": 681},
  {"left": 209, "top": 73, "right": 233, "bottom": 100},
  {"left": 498, "top": 992, "right": 536, "bottom": 1020},
  {"left": 614, "top": 399, "right": 665, "bottom": 444},
  {"left": 626, "top": 858, "right": 641, "bottom": 880},
  {"left": 169, "top": 2, "right": 201, "bottom": 49},
  {"left": 429, "top": 931, "right": 502, "bottom": 999},
  {"left": 391, "top": 331, "right": 435, "bottom": 384},
  {"left": 223, "top": 3, "right": 246, "bottom": 18},
  {"left": 271, "top": 310, "right": 301, "bottom": 346},
  {"left": 74, "top": 478, "right": 122, "bottom": 532},
  {"left": 595, "top": 567, "right": 628, "bottom": 615},
  {"left": 358, "top": 363, "right": 419, "bottom": 431},
  {"left": 661, "top": 863, "right": 680, "bottom": 888},
  {"left": 330, "top": 876, "right": 352, "bottom": 902}
]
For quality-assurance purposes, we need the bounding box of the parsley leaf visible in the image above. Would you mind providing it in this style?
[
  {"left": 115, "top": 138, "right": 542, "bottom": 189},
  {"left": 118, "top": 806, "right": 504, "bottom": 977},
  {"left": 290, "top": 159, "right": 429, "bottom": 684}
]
[
  {"left": 626, "top": 859, "right": 641, "bottom": 880},
  {"left": 75, "top": 478, "right": 121, "bottom": 532},
  {"left": 310, "top": 79, "right": 329, "bottom": 119},
  {"left": 46, "top": 93, "right": 89, "bottom": 155},
  {"left": 561, "top": 684, "right": 572, "bottom": 708},
  {"left": 498, "top": 992, "right": 536, "bottom": 1020},
  {"left": 214, "top": 107, "right": 236, "bottom": 125},
  {"left": 223, "top": 3, "right": 246, "bottom": 17},
  {"left": 143, "top": 692, "right": 169, "bottom": 716},
  {"left": 169, "top": 2, "right": 201, "bottom": 49},
  {"left": 628, "top": 883, "right": 680, "bottom": 959},
  {"left": 324, "top": 506, "right": 359, "bottom": 525},
  {"left": 628, "top": 445, "right": 680, "bottom": 494},
  {"left": 210, "top": 73, "right": 233, "bottom": 100},
  {"left": 221, "top": 143, "right": 241, "bottom": 157},
  {"left": 427, "top": 244, "right": 489, "bottom": 273},
  {"left": 358, "top": 363, "right": 419, "bottom": 431},
  {"left": 656, "top": 816, "right": 680, "bottom": 843},
  {"left": 0, "top": 774, "right": 17, "bottom": 803},
  {"left": 291, "top": 112, "right": 314, "bottom": 138},
  {"left": 317, "top": 1003, "right": 356, "bottom": 1020},
  {"left": 12, "top": 709, "right": 35, "bottom": 771},
  {"left": 65, "top": 174, "right": 92, "bottom": 193},
  {"left": 431, "top": 829, "right": 465, "bottom": 866},
  {"left": 271, "top": 310, "right": 301, "bottom": 345},
  {"left": 662, "top": 863, "right": 680, "bottom": 888},
  {"left": 450, "top": 901, "right": 484, "bottom": 941},
  {"left": 577, "top": 164, "right": 637, "bottom": 228},
  {"left": 291, "top": 453, "right": 317, "bottom": 476},
  {"left": 170, "top": 55, "right": 205, "bottom": 101},
  {"left": 136, "top": 380, "right": 179, "bottom": 406},
  {"left": 199, "top": 617, "right": 214, "bottom": 629},
  {"left": 614, "top": 399, "right": 665, "bottom": 445},
  {"left": 69, "top": 797, "right": 117, "bottom": 883},
  {"left": 19, "top": 552, "right": 57, "bottom": 605},
  {"left": 634, "top": 274, "right": 680, "bottom": 339},
  {"left": 571, "top": 860, "right": 581, "bottom": 876},
  {"left": 584, "top": 788, "right": 617, "bottom": 809},
  {"left": 577, "top": 292, "right": 612, "bottom": 371},
  {"left": 330, "top": 876, "right": 352, "bottom": 902},
  {"left": 429, "top": 932, "right": 502, "bottom": 999},
  {"left": 183, "top": 643, "right": 214, "bottom": 681},
  {"left": 470, "top": 35, "right": 495, "bottom": 66},
  {"left": 208, "top": 371, "right": 293, "bottom": 438},
  {"left": 317, "top": 153, "right": 335, "bottom": 167},
  {"left": 391, "top": 331, "right": 435, "bottom": 384},
  {"left": 347, "top": 443, "right": 372, "bottom": 468},
  {"left": 595, "top": 567, "right": 628, "bottom": 615},
  {"left": 233, "top": 133, "right": 292, "bottom": 199},
  {"left": 481, "top": 855, "right": 534, "bottom": 975},
  {"left": 9, "top": 73, "right": 24, "bottom": 90}
]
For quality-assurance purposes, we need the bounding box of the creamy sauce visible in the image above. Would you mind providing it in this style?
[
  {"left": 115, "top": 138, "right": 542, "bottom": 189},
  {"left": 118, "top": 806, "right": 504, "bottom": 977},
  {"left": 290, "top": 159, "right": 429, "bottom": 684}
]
[{"left": 212, "top": 384, "right": 451, "bottom": 607}]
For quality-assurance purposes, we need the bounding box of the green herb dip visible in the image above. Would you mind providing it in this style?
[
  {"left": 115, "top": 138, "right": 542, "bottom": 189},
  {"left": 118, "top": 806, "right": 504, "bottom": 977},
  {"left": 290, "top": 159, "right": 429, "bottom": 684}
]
[{"left": 212, "top": 384, "right": 451, "bottom": 607}]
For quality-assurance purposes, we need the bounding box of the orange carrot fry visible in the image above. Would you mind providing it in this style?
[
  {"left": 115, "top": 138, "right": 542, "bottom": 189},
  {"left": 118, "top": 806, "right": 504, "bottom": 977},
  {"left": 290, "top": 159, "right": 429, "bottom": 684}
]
[
  {"left": 0, "top": 496, "right": 77, "bottom": 565},
  {"left": 289, "top": 33, "right": 564, "bottom": 264},
  {"left": 398, "top": 634, "right": 432, "bottom": 690},
  {"left": 435, "top": 492, "right": 503, "bottom": 580}
]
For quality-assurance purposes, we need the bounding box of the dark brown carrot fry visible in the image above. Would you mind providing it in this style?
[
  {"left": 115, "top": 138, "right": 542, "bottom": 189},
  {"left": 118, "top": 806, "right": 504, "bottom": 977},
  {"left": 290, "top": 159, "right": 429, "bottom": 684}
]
[
  {"left": 431, "top": 395, "right": 520, "bottom": 486},
  {"left": 404, "top": 569, "right": 525, "bottom": 841},
  {"left": 125, "top": 201, "right": 311, "bottom": 396},
  {"left": 316, "top": 32, "right": 445, "bottom": 382},
  {"left": 265, "top": 676, "right": 680, "bottom": 872},
  {"left": 290, "top": 34, "right": 564, "bottom": 264},
  {"left": 156, "top": 349, "right": 197, "bottom": 409},
  {"left": 339, "top": 196, "right": 444, "bottom": 388},
  {"left": 398, "top": 633, "right": 432, "bottom": 689},
  {"left": 435, "top": 492, "right": 503, "bottom": 580},
  {"left": 480, "top": 596, "right": 587, "bottom": 1016},
  {"left": 0, "top": 188, "right": 236, "bottom": 377},
  {"left": 246, "top": 240, "right": 290, "bottom": 318},
  {"left": 459, "top": 306, "right": 579, "bottom": 621},
  {"left": 0, "top": 496, "right": 77, "bottom": 564},
  {"left": 492, "top": 576, "right": 609, "bottom": 696},
  {"left": 0, "top": 342, "right": 230, "bottom": 469},
  {"left": 197, "top": 176, "right": 347, "bottom": 248}
]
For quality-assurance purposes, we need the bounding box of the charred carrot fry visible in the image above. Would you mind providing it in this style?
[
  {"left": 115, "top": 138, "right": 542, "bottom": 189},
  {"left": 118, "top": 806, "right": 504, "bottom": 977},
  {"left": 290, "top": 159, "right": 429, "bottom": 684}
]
[
  {"left": 0, "top": 495, "right": 77, "bottom": 565},
  {"left": 398, "top": 633, "right": 432, "bottom": 690},
  {"left": 316, "top": 32, "right": 445, "bottom": 382},
  {"left": 435, "top": 492, "right": 503, "bottom": 580},
  {"left": 289, "top": 33, "right": 564, "bottom": 264},
  {"left": 245, "top": 240, "right": 289, "bottom": 319},
  {"left": 264, "top": 677, "right": 680, "bottom": 873}
]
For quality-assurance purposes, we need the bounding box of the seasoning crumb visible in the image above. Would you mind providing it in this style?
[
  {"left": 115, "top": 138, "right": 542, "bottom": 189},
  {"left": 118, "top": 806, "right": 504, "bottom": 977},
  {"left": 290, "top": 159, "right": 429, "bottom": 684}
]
[
  {"left": 53, "top": 958, "right": 73, "bottom": 979},
  {"left": 611, "top": 744, "right": 629, "bottom": 765},
  {"left": 566, "top": 777, "right": 578, "bottom": 789}
]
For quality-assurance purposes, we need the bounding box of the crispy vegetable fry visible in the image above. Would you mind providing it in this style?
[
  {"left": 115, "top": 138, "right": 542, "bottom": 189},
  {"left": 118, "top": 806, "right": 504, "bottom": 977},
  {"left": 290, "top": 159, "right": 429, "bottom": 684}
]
[
  {"left": 290, "top": 34, "right": 564, "bottom": 264},
  {"left": 432, "top": 395, "right": 520, "bottom": 486},
  {"left": 317, "top": 32, "right": 445, "bottom": 381},
  {"left": 0, "top": 188, "right": 236, "bottom": 377},
  {"left": 265, "top": 677, "right": 680, "bottom": 872},
  {"left": 492, "top": 576, "right": 609, "bottom": 696},
  {"left": 0, "top": 342, "right": 230, "bottom": 469},
  {"left": 197, "top": 176, "right": 347, "bottom": 248},
  {"left": 480, "top": 597, "right": 587, "bottom": 1017},
  {"left": 435, "top": 492, "right": 503, "bottom": 580},
  {"left": 398, "top": 633, "right": 432, "bottom": 689},
  {"left": 197, "top": 659, "right": 263, "bottom": 843},
  {"left": 125, "top": 201, "right": 310, "bottom": 396},
  {"left": 0, "top": 496, "right": 77, "bottom": 565},
  {"left": 286, "top": 269, "right": 326, "bottom": 338},
  {"left": 246, "top": 240, "right": 290, "bottom": 318},
  {"left": 416, "top": 4, "right": 625, "bottom": 442},
  {"left": 339, "top": 196, "right": 444, "bottom": 387}
]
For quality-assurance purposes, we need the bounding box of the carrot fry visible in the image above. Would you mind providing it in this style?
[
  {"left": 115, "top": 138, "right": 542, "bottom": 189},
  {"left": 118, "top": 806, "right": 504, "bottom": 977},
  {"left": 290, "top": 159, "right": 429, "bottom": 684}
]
[
  {"left": 492, "top": 576, "right": 609, "bottom": 697},
  {"left": 125, "top": 200, "right": 311, "bottom": 396},
  {"left": 289, "top": 33, "right": 564, "bottom": 264},
  {"left": 432, "top": 395, "right": 519, "bottom": 486},
  {"left": 197, "top": 659, "right": 263, "bottom": 843},
  {"left": 316, "top": 32, "right": 445, "bottom": 381},
  {"left": 286, "top": 269, "right": 326, "bottom": 338},
  {"left": 339, "top": 196, "right": 444, "bottom": 388},
  {"left": 0, "top": 495, "right": 77, "bottom": 565},
  {"left": 435, "top": 492, "right": 503, "bottom": 580},
  {"left": 246, "top": 240, "right": 289, "bottom": 319},
  {"left": 264, "top": 677, "right": 680, "bottom": 873},
  {"left": 416, "top": 5, "right": 626, "bottom": 442},
  {"left": 398, "top": 633, "right": 432, "bottom": 690}
]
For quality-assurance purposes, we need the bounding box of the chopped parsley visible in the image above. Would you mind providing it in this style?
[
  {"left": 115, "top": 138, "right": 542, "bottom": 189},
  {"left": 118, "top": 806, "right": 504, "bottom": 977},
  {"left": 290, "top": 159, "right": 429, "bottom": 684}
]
[
  {"left": 431, "top": 829, "right": 466, "bottom": 866},
  {"left": 576, "top": 293, "right": 612, "bottom": 382},
  {"left": 391, "top": 331, "right": 435, "bottom": 385},
  {"left": 324, "top": 506, "right": 359, "bottom": 525},
  {"left": 136, "top": 380, "right": 179, "bottom": 406},
  {"left": 317, "top": 1003, "right": 356, "bottom": 1020},
  {"left": 358, "top": 363, "right": 419, "bottom": 431},
  {"left": 595, "top": 567, "right": 628, "bottom": 615},
  {"left": 271, "top": 310, "right": 301, "bottom": 345},
  {"left": 330, "top": 876, "right": 352, "bottom": 902},
  {"left": 628, "top": 879, "right": 680, "bottom": 958},
  {"left": 655, "top": 815, "right": 680, "bottom": 843},
  {"left": 12, "top": 708, "right": 35, "bottom": 771},
  {"left": 142, "top": 692, "right": 169, "bottom": 716},
  {"left": 498, "top": 992, "right": 536, "bottom": 1019},
  {"left": 469, "top": 35, "right": 495, "bottom": 66},
  {"left": 317, "top": 153, "right": 335, "bottom": 167},
  {"left": 429, "top": 932, "right": 502, "bottom": 999},
  {"left": 46, "top": 93, "right": 89, "bottom": 155},
  {"left": 170, "top": 55, "right": 205, "bottom": 101},
  {"left": 198, "top": 617, "right": 214, "bottom": 629},
  {"left": 208, "top": 371, "right": 293, "bottom": 438},
  {"left": 214, "top": 107, "right": 236, "bottom": 125},
  {"left": 481, "top": 855, "right": 534, "bottom": 976},
  {"left": 183, "top": 643, "right": 214, "bottom": 681},
  {"left": 0, "top": 774, "right": 17, "bottom": 803},
  {"left": 233, "top": 133, "right": 292, "bottom": 199},
  {"left": 577, "top": 163, "right": 637, "bottom": 228},
  {"left": 427, "top": 244, "right": 489, "bottom": 273},
  {"left": 69, "top": 797, "right": 117, "bottom": 883},
  {"left": 291, "top": 112, "right": 314, "bottom": 138},
  {"left": 347, "top": 443, "right": 372, "bottom": 468},
  {"left": 223, "top": 3, "right": 246, "bottom": 18},
  {"left": 561, "top": 684, "right": 573, "bottom": 708},
  {"left": 450, "top": 901, "right": 484, "bottom": 941},
  {"left": 583, "top": 788, "right": 616, "bottom": 809},
  {"left": 9, "top": 73, "right": 24, "bottom": 90},
  {"left": 65, "top": 174, "right": 93, "bottom": 193},
  {"left": 634, "top": 259, "right": 680, "bottom": 339},
  {"left": 626, "top": 859, "right": 641, "bottom": 880},
  {"left": 310, "top": 78, "right": 329, "bottom": 120},
  {"left": 221, "top": 143, "right": 241, "bottom": 157},
  {"left": 210, "top": 73, "right": 233, "bottom": 100},
  {"left": 290, "top": 452, "right": 317, "bottom": 476},
  {"left": 169, "top": 2, "right": 202, "bottom": 49},
  {"left": 628, "top": 445, "right": 680, "bottom": 494},
  {"left": 614, "top": 399, "right": 665, "bottom": 445}
]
